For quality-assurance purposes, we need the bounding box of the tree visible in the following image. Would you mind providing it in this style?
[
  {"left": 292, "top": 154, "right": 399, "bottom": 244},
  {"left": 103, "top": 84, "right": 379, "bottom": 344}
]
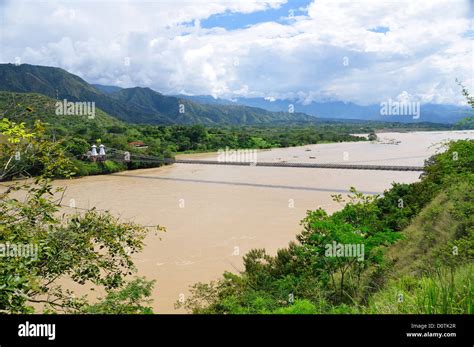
[
  {"left": 0, "top": 116, "right": 162, "bottom": 313},
  {"left": 368, "top": 131, "right": 377, "bottom": 141},
  {"left": 297, "top": 190, "right": 401, "bottom": 300},
  {"left": 456, "top": 79, "right": 474, "bottom": 128},
  {"left": 64, "top": 137, "right": 90, "bottom": 157}
]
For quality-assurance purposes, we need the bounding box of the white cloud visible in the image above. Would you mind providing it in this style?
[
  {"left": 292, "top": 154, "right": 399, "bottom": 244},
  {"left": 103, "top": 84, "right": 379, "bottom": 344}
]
[{"left": 0, "top": 0, "right": 471, "bottom": 105}]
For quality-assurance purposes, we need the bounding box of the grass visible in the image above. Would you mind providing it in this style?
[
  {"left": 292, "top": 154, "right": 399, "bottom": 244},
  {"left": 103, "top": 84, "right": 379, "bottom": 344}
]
[
  {"left": 354, "top": 178, "right": 473, "bottom": 314},
  {"left": 382, "top": 180, "right": 471, "bottom": 279},
  {"left": 363, "top": 264, "right": 473, "bottom": 314}
]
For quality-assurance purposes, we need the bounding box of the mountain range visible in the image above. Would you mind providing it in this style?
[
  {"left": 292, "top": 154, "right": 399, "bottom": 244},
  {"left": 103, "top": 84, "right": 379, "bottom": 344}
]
[
  {"left": 0, "top": 64, "right": 314, "bottom": 125},
  {"left": 175, "top": 95, "right": 471, "bottom": 124},
  {"left": 0, "top": 63, "right": 470, "bottom": 125}
]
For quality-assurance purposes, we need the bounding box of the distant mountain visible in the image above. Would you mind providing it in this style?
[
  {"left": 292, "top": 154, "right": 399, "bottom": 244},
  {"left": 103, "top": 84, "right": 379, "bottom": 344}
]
[
  {"left": 0, "top": 64, "right": 315, "bottom": 125},
  {"left": 110, "top": 86, "right": 315, "bottom": 124},
  {"left": 177, "top": 95, "right": 471, "bottom": 124},
  {"left": 91, "top": 84, "right": 123, "bottom": 94},
  {"left": 172, "top": 94, "right": 236, "bottom": 106}
]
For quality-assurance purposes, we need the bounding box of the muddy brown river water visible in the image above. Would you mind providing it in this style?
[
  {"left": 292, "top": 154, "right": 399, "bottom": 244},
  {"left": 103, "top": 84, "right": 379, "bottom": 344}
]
[{"left": 52, "top": 131, "right": 474, "bottom": 313}]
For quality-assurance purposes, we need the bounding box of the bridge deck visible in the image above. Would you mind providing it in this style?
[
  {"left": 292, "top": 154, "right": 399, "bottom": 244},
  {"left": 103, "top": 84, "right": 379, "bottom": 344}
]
[
  {"left": 166, "top": 159, "right": 425, "bottom": 172},
  {"left": 107, "top": 149, "right": 425, "bottom": 172}
]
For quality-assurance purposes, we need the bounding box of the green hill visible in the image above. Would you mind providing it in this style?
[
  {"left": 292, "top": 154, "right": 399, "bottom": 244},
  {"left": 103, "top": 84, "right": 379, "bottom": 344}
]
[
  {"left": 0, "top": 91, "right": 122, "bottom": 128},
  {"left": 361, "top": 179, "right": 473, "bottom": 314}
]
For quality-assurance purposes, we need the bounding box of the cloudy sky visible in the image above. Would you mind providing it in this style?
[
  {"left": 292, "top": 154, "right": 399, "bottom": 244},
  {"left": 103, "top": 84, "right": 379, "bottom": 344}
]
[{"left": 0, "top": 0, "right": 472, "bottom": 105}]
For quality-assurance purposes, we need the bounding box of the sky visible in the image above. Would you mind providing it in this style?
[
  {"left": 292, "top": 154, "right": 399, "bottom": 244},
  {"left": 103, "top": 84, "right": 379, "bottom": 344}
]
[{"left": 0, "top": 0, "right": 472, "bottom": 105}]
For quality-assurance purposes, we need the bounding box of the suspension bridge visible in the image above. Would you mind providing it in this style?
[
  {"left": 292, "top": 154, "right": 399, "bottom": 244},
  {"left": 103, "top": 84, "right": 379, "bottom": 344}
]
[{"left": 101, "top": 147, "right": 425, "bottom": 172}]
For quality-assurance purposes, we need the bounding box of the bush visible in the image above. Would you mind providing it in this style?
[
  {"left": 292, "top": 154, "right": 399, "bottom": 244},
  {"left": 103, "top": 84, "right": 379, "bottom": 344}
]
[
  {"left": 102, "top": 160, "right": 125, "bottom": 173},
  {"left": 271, "top": 300, "right": 319, "bottom": 314},
  {"left": 72, "top": 160, "right": 102, "bottom": 176}
]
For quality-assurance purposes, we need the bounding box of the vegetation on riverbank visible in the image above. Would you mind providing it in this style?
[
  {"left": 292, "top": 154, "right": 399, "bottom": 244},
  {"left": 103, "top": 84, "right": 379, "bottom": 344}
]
[
  {"left": 176, "top": 139, "right": 474, "bottom": 314},
  {"left": 0, "top": 118, "right": 160, "bottom": 313}
]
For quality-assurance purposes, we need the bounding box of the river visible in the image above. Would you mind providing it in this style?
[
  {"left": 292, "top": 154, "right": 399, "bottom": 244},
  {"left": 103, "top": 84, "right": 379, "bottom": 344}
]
[{"left": 53, "top": 130, "right": 474, "bottom": 313}]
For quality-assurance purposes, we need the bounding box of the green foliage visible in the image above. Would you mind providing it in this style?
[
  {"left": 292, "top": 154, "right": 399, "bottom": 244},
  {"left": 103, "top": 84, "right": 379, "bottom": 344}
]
[
  {"left": 375, "top": 183, "right": 420, "bottom": 231},
  {"left": 421, "top": 140, "right": 474, "bottom": 187},
  {"left": 0, "top": 177, "right": 155, "bottom": 313},
  {"left": 271, "top": 300, "right": 319, "bottom": 314},
  {"left": 455, "top": 79, "right": 474, "bottom": 128},
  {"left": 179, "top": 139, "right": 474, "bottom": 314},
  {"left": 64, "top": 137, "right": 90, "bottom": 157},
  {"left": 364, "top": 265, "right": 473, "bottom": 314},
  {"left": 102, "top": 160, "right": 125, "bottom": 173},
  {"left": 81, "top": 277, "right": 155, "bottom": 314},
  {"left": 0, "top": 118, "right": 74, "bottom": 180},
  {"left": 0, "top": 117, "right": 35, "bottom": 143},
  {"left": 71, "top": 160, "right": 103, "bottom": 176},
  {"left": 0, "top": 118, "right": 160, "bottom": 313}
]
